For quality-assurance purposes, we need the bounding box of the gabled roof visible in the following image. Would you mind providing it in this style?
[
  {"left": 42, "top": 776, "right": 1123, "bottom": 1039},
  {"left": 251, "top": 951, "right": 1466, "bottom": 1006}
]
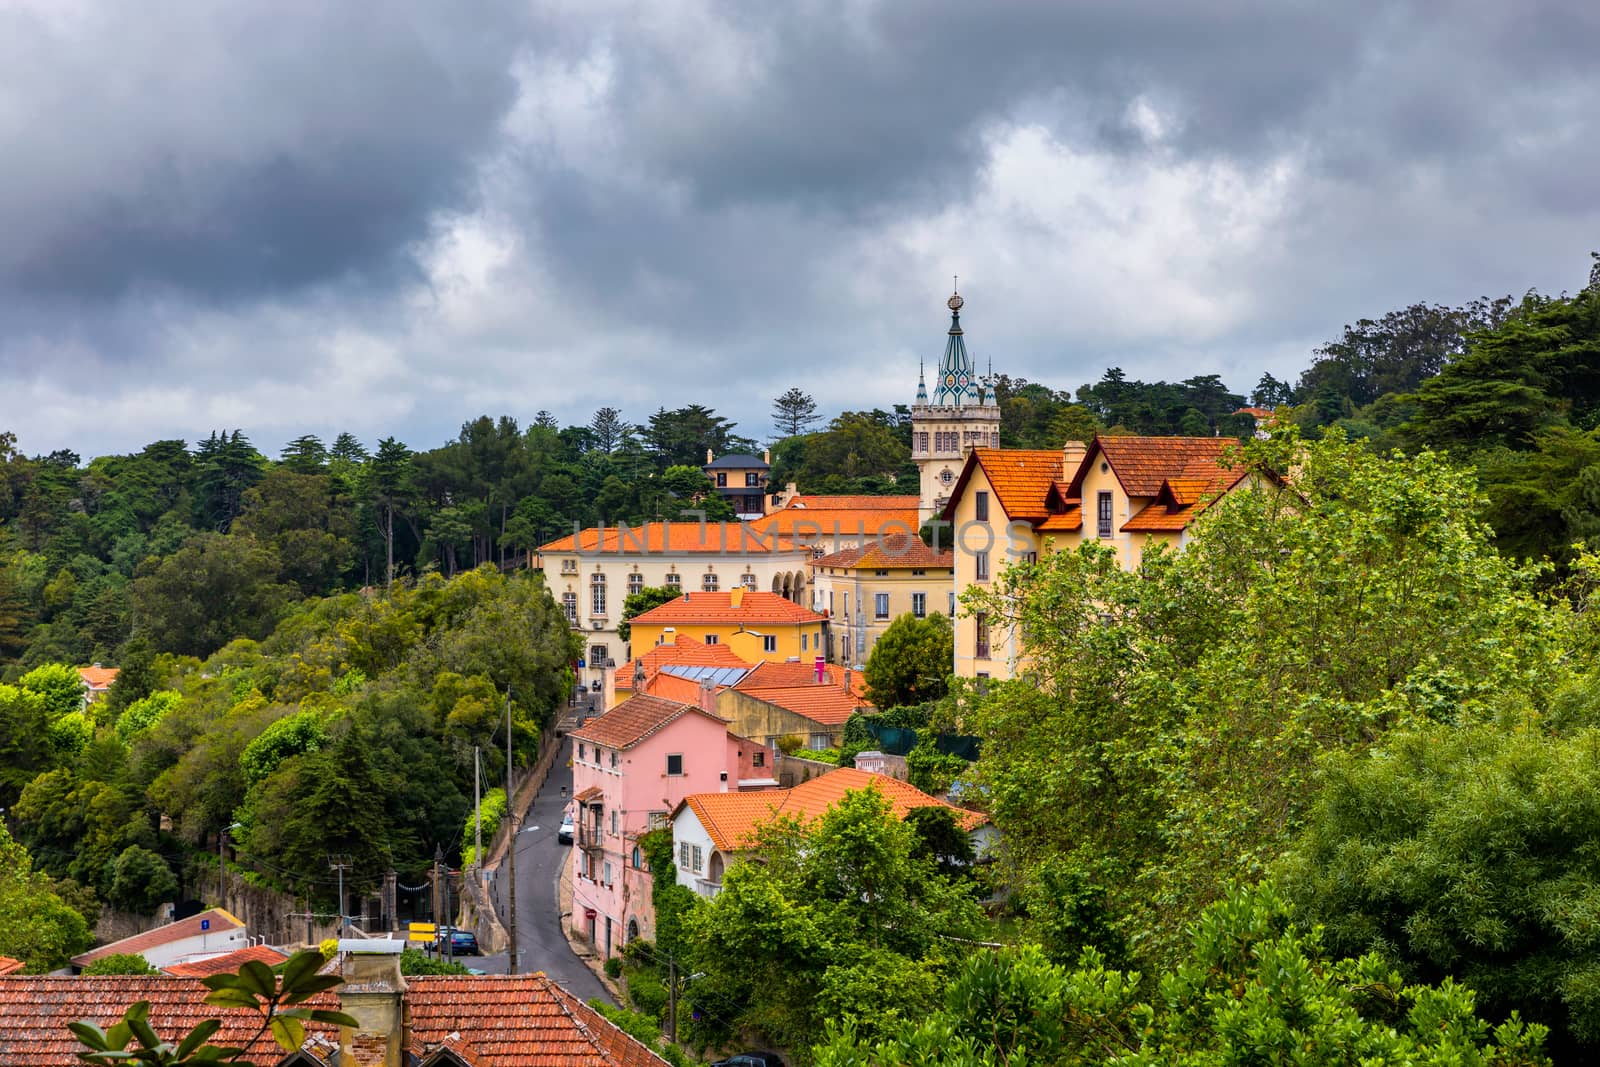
[
  {"left": 735, "top": 661, "right": 869, "bottom": 698},
  {"left": 161, "top": 944, "right": 288, "bottom": 978},
  {"left": 1069, "top": 436, "right": 1241, "bottom": 499},
  {"left": 614, "top": 633, "right": 754, "bottom": 692},
  {"left": 539, "top": 523, "right": 799, "bottom": 554},
  {"left": 630, "top": 591, "right": 825, "bottom": 627},
  {"left": 940, "top": 448, "right": 1065, "bottom": 523},
  {"left": 676, "top": 768, "right": 987, "bottom": 852},
  {"left": 811, "top": 537, "right": 953, "bottom": 571},
  {"left": 0, "top": 973, "right": 670, "bottom": 1067},
  {"left": 776, "top": 494, "right": 922, "bottom": 510},
  {"left": 729, "top": 661, "right": 871, "bottom": 726},
  {"left": 72, "top": 908, "right": 245, "bottom": 967},
  {"left": 703, "top": 454, "right": 769, "bottom": 470},
  {"left": 569, "top": 694, "right": 727, "bottom": 751},
  {"left": 1121, "top": 460, "right": 1253, "bottom": 532}
]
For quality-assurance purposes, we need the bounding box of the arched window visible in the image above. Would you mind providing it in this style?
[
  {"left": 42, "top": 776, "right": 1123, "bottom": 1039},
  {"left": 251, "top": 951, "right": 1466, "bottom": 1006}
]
[
  {"left": 627, "top": 918, "right": 640, "bottom": 942},
  {"left": 591, "top": 573, "right": 607, "bottom": 615}
]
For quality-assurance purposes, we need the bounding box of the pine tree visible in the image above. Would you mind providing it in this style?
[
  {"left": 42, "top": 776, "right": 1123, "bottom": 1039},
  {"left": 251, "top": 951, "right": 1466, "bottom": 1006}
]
[{"left": 772, "top": 387, "right": 820, "bottom": 437}]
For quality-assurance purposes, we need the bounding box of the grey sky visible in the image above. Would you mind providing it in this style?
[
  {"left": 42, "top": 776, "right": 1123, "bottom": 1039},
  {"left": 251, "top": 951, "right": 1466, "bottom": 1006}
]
[{"left": 1, "top": 0, "right": 1596, "bottom": 458}]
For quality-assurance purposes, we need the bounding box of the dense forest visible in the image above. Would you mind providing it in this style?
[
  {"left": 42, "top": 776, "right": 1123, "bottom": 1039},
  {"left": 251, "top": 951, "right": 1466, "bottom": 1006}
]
[{"left": 3, "top": 255, "right": 1600, "bottom": 1065}]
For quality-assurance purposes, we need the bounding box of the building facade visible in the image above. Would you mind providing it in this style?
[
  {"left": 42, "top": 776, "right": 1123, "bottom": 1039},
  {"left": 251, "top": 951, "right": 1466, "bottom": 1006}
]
[
  {"left": 539, "top": 522, "right": 813, "bottom": 694},
  {"left": 627, "top": 589, "right": 828, "bottom": 666},
  {"left": 911, "top": 290, "right": 1001, "bottom": 522},
  {"left": 809, "top": 539, "right": 955, "bottom": 665},
  {"left": 703, "top": 450, "right": 772, "bottom": 519}
]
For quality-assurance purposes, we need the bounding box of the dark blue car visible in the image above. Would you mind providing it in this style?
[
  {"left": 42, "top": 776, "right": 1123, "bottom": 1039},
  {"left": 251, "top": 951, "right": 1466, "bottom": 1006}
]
[{"left": 437, "top": 927, "right": 479, "bottom": 955}]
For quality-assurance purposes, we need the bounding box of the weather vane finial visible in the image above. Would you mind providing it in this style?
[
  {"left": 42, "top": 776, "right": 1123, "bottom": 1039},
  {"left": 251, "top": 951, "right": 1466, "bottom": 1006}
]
[{"left": 953, "top": 274, "right": 958, "bottom": 293}]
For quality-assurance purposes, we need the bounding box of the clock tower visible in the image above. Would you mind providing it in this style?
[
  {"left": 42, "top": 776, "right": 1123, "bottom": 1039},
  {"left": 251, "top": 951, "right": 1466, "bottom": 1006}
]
[{"left": 912, "top": 286, "right": 1001, "bottom": 522}]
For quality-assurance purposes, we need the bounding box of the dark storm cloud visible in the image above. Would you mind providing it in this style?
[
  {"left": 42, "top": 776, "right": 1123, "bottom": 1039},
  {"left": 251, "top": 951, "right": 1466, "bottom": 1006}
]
[{"left": 0, "top": 2, "right": 525, "bottom": 301}]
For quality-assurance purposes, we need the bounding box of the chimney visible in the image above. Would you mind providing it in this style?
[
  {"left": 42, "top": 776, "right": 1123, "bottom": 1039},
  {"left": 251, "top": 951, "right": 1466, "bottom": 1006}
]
[
  {"left": 699, "top": 677, "right": 717, "bottom": 716},
  {"left": 706, "top": 448, "right": 714, "bottom": 464},
  {"left": 814, "top": 656, "right": 825, "bottom": 684},
  {"left": 1062, "top": 439, "right": 1088, "bottom": 476},
  {"left": 762, "top": 447, "right": 771, "bottom": 464},
  {"left": 843, "top": 665, "right": 852, "bottom": 694},
  {"left": 337, "top": 942, "right": 408, "bottom": 1067},
  {"left": 730, "top": 587, "right": 745, "bottom": 608},
  {"left": 632, "top": 659, "right": 647, "bottom": 698}
]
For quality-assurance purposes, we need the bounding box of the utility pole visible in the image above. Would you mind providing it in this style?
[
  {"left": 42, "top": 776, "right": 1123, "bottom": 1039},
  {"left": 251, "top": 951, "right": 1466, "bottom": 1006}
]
[
  {"left": 506, "top": 687, "right": 519, "bottom": 974},
  {"left": 329, "top": 855, "right": 351, "bottom": 934}
]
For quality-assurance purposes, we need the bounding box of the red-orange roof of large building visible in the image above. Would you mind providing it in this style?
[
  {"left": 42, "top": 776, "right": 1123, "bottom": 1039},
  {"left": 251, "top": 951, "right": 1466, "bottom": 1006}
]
[
  {"left": 811, "top": 537, "right": 953, "bottom": 571},
  {"left": 1078, "top": 436, "right": 1242, "bottom": 498},
  {"left": 677, "top": 768, "right": 986, "bottom": 852},
  {"left": 570, "top": 694, "right": 727, "bottom": 751},
  {"left": 729, "top": 661, "right": 871, "bottom": 726},
  {"left": 540, "top": 522, "right": 800, "bottom": 554},
  {"left": 942, "top": 448, "right": 1065, "bottom": 523},
  {"left": 630, "top": 590, "right": 825, "bottom": 627},
  {"left": 0, "top": 972, "right": 668, "bottom": 1067},
  {"left": 748, "top": 496, "right": 921, "bottom": 540}
]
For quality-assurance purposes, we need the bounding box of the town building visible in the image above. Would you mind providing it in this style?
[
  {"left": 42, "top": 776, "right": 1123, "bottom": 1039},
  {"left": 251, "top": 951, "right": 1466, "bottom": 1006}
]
[
  {"left": 703, "top": 449, "right": 772, "bottom": 519},
  {"left": 746, "top": 494, "right": 923, "bottom": 556},
  {"left": 911, "top": 289, "right": 1001, "bottom": 523},
  {"left": 809, "top": 537, "right": 955, "bottom": 665},
  {"left": 77, "top": 664, "right": 118, "bottom": 707},
  {"left": 717, "top": 660, "right": 873, "bottom": 751},
  {"left": 0, "top": 943, "right": 670, "bottom": 1066},
  {"left": 71, "top": 908, "right": 248, "bottom": 973},
  {"left": 942, "top": 436, "right": 1255, "bottom": 679},
  {"left": 669, "top": 767, "right": 993, "bottom": 897},
  {"left": 568, "top": 688, "right": 770, "bottom": 958},
  {"left": 626, "top": 588, "right": 828, "bottom": 666},
  {"left": 539, "top": 522, "right": 812, "bottom": 695},
  {"left": 160, "top": 944, "right": 289, "bottom": 977},
  {"left": 609, "top": 632, "right": 754, "bottom": 709}
]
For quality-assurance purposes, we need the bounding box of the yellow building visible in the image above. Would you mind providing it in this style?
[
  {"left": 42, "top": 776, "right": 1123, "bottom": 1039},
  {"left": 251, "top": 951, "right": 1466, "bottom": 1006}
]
[
  {"left": 628, "top": 588, "right": 829, "bottom": 665},
  {"left": 943, "top": 436, "right": 1253, "bottom": 680},
  {"left": 809, "top": 538, "right": 955, "bottom": 665},
  {"left": 539, "top": 521, "right": 813, "bottom": 694}
]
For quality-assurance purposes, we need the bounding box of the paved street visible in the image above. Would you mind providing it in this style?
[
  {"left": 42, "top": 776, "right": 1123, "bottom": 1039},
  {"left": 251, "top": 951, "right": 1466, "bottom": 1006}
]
[{"left": 474, "top": 735, "right": 612, "bottom": 1003}]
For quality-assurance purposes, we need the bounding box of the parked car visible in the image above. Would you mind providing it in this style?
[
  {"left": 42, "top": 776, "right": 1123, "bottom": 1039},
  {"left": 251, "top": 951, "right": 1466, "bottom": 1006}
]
[
  {"left": 712, "top": 1054, "right": 785, "bottom": 1067},
  {"left": 558, "top": 812, "right": 574, "bottom": 844},
  {"left": 436, "top": 927, "right": 479, "bottom": 956}
]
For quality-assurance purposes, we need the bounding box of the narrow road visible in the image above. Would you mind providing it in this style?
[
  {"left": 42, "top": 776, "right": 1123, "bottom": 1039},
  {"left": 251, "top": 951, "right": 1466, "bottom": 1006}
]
[{"left": 478, "top": 734, "right": 612, "bottom": 1003}]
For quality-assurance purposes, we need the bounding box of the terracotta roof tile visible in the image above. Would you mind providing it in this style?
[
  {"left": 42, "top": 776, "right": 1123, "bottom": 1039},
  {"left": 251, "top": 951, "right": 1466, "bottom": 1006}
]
[
  {"left": 679, "top": 768, "right": 986, "bottom": 852},
  {"left": 570, "top": 694, "right": 726, "bottom": 751},
  {"left": 630, "top": 591, "right": 825, "bottom": 627},
  {"left": 77, "top": 665, "right": 119, "bottom": 690},
  {"left": 0, "top": 957, "right": 21, "bottom": 976},
  {"left": 73, "top": 908, "right": 245, "bottom": 967},
  {"left": 735, "top": 661, "right": 869, "bottom": 698},
  {"left": 734, "top": 686, "right": 868, "bottom": 726},
  {"left": 747, "top": 499, "right": 921, "bottom": 540},
  {"left": 810, "top": 537, "right": 953, "bottom": 571},
  {"left": 778, "top": 495, "right": 921, "bottom": 510},
  {"left": 1083, "top": 436, "right": 1242, "bottom": 498},
  {"left": 161, "top": 944, "right": 289, "bottom": 978},
  {"left": 1035, "top": 507, "right": 1082, "bottom": 533},
  {"left": 0, "top": 972, "right": 670, "bottom": 1067},
  {"left": 540, "top": 522, "right": 799, "bottom": 554},
  {"left": 943, "top": 449, "right": 1065, "bottom": 523},
  {"left": 614, "top": 634, "right": 754, "bottom": 691},
  {"left": 1120, "top": 455, "right": 1251, "bottom": 533}
]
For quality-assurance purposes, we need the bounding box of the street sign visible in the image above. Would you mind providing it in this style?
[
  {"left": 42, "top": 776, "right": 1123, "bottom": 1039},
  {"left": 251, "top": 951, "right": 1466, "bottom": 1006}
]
[
  {"left": 407, "top": 922, "right": 437, "bottom": 944},
  {"left": 200, "top": 919, "right": 210, "bottom": 931}
]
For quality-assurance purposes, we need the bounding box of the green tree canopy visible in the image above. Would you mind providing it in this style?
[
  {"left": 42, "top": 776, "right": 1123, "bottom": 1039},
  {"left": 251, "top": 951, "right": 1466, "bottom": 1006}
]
[
  {"left": 81, "top": 952, "right": 160, "bottom": 976},
  {"left": 0, "top": 822, "right": 91, "bottom": 972},
  {"left": 618, "top": 585, "right": 680, "bottom": 643},
  {"left": 863, "top": 612, "right": 952, "bottom": 709}
]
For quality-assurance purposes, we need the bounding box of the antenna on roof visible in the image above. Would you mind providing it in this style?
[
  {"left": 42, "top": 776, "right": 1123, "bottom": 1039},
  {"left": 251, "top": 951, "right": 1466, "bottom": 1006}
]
[{"left": 952, "top": 274, "right": 958, "bottom": 293}]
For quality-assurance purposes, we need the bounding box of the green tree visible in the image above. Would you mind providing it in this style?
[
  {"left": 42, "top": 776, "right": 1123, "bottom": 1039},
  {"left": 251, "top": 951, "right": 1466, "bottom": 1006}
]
[
  {"left": 683, "top": 784, "right": 982, "bottom": 1051},
  {"left": 115, "top": 689, "right": 181, "bottom": 743},
  {"left": 105, "top": 845, "right": 179, "bottom": 915},
  {"left": 105, "top": 638, "right": 159, "bottom": 715},
  {"left": 963, "top": 429, "right": 1570, "bottom": 962},
  {"left": 618, "top": 586, "right": 681, "bottom": 643},
  {"left": 773, "top": 387, "right": 821, "bottom": 437},
  {"left": 863, "top": 612, "right": 952, "bottom": 709},
  {"left": 814, "top": 883, "right": 1549, "bottom": 1067},
  {"left": 128, "top": 533, "right": 294, "bottom": 657},
  {"left": 0, "top": 822, "right": 91, "bottom": 972},
  {"left": 277, "top": 434, "right": 328, "bottom": 474},
  {"left": 589, "top": 407, "right": 630, "bottom": 454},
  {"left": 19, "top": 662, "right": 85, "bottom": 719},
  {"left": 1282, "top": 712, "right": 1600, "bottom": 1059},
  {"left": 0, "top": 682, "right": 50, "bottom": 807},
  {"left": 81, "top": 952, "right": 160, "bottom": 975},
  {"left": 365, "top": 437, "right": 415, "bottom": 591}
]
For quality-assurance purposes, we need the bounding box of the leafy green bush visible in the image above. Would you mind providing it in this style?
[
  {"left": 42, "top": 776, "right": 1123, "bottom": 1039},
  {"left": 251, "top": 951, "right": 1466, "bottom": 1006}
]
[
  {"left": 113, "top": 689, "right": 181, "bottom": 742},
  {"left": 399, "top": 946, "right": 471, "bottom": 975},
  {"left": 46, "top": 710, "right": 93, "bottom": 762},
  {"left": 604, "top": 956, "right": 623, "bottom": 979},
  {"left": 460, "top": 787, "right": 506, "bottom": 866},
  {"left": 238, "top": 709, "right": 327, "bottom": 785},
  {"left": 81, "top": 953, "right": 158, "bottom": 976},
  {"left": 626, "top": 967, "right": 668, "bottom": 1020}
]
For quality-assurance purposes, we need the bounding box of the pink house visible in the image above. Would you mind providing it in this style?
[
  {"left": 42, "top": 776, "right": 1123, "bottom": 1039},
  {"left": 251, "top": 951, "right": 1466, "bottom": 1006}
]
[{"left": 568, "top": 681, "right": 770, "bottom": 958}]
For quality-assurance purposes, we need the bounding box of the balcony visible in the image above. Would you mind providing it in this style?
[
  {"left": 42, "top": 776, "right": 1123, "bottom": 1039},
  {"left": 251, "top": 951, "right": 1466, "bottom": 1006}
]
[
  {"left": 693, "top": 877, "right": 723, "bottom": 898},
  {"left": 577, "top": 823, "right": 605, "bottom": 854}
]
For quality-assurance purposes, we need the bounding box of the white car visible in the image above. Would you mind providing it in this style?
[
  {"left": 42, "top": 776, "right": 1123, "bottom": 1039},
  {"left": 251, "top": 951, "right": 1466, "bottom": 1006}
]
[{"left": 558, "top": 813, "right": 574, "bottom": 844}]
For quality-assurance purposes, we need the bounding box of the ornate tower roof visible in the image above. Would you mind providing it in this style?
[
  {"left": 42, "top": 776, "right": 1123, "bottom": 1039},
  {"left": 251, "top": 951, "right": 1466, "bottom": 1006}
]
[{"left": 929, "top": 288, "right": 980, "bottom": 407}]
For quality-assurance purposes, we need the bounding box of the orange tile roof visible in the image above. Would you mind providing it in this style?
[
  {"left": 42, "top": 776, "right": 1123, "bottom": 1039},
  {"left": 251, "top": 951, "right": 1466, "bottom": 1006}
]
[
  {"left": 161, "top": 944, "right": 288, "bottom": 978},
  {"left": 778, "top": 495, "right": 922, "bottom": 511},
  {"left": 1121, "top": 462, "right": 1251, "bottom": 533},
  {"left": 1235, "top": 406, "right": 1276, "bottom": 419},
  {"left": 77, "top": 665, "right": 118, "bottom": 690},
  {"left": 811, "top": 536, "right": 953, "bottom": 571},
  {"left": 0, "top": 973, "right": 669, "bottom": 1067},
  {"left": 942, "top": 449, "right": 1065, "bottom": 524},
  {"left": 1035, "top": 508, "right": 1082, "bottom": 533},
  {"left": 633, "top": 671, "right": 725, "bottom": 706},
  {"left": 630, "top": 591, "right": 825, "bottom": 627},
  {"left": 735, "top": 661, "right": 869, "bottom": 698},
  {"left": 747, "top": 505, "right": 921, "bottom": 540},
  {"left": 570, "top": 694, "right": 726, "bottom": 751},
  {"left": 72, "top": 908, "right": 244, "bottom": 967},
  {"left": 734, "top": 685, "right": 866, "bottom": 726},
  {"left": 540, "top": 522, "right": 800, "bottom": 554},
  {"left": 678, "top": 768, "right": 986, "bottom": 852},
  {"left": 1080, "top": 436, "right": 1242, "bottom": 498},
  {"left": 0, "top": 957, "right": 21, "bottom": 977}
]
